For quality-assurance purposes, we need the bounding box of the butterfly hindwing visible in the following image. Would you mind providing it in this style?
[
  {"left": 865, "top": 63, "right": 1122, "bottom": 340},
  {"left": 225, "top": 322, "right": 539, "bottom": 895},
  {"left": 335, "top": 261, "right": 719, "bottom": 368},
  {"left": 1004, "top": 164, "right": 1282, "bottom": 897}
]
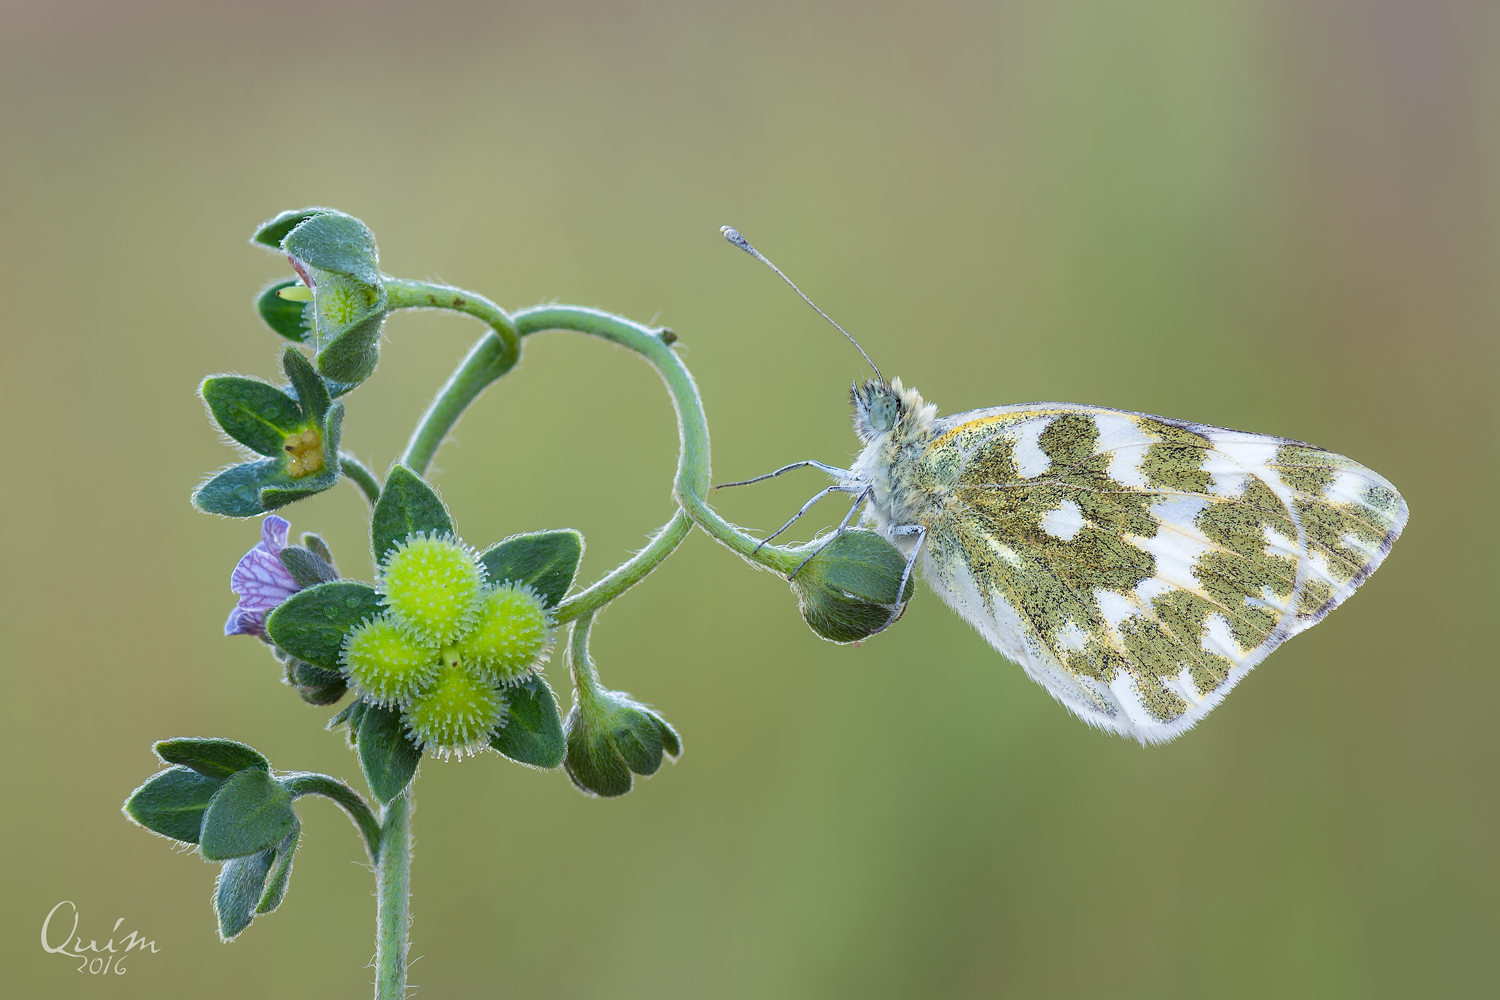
[{"left": 903, "top": 403, "right": 1406, "bottom": 743}]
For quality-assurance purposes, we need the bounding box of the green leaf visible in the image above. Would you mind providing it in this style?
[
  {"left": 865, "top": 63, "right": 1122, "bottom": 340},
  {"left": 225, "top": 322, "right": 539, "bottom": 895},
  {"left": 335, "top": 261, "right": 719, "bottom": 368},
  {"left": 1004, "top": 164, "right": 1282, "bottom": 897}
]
[
  {"left": 371, "top": 465, "right": 453, "bottom": 565},
  {"left": 281, "top": 346, "right": 330, "bottom": 425},
  {"left": 357, "top": 704, "right": 421, "bottom": 804},
  {"left": 281, "top": 210, "right": 381, "bottom": 286},
  {"left": 490, "top": 674, "right": 566, "bottom": 768},
  {"left": 193, "top": 458, "right": 284, "bottom": 518},
  {"left": 329, "top": 699, "right": 369, "bottom": 748},
  {"left": 563, "top": 705, "right": 633, "bottom": 798},
  {"left": 255, "top": 823, "right": 300, "bottom": 915},
  {"left": 216, "top": 847, "right": 275, "bottom": 941},
  {"left": 302, "top": 533, "right": 338, "bottom": 571},
  {"left": 255, "top": 280, "right": 311, "bottom": 342},
  {"left": 251, "top": 207, "right": 327, "bottom": 250},
  {"left": 284, "top": 659, "right": 348, "bottom": 705},
  {"left": 200, "top": 768, "right": 297, "bottom": 861},
  {"left": 265, "top": 580, "right": 383, "bottom": 671},
  {"left": 315, "top": 309, "right": 386, "bottom": 386},
  {"left": 478, "top": 530, "right": 584, "bottom": 609},
  {"left": 123, "top": 766, "right": 222, "bottom": 843},
  {"left": 259, "top": 400, "right": 343, "bottom": 511},
  {"left": 154, "top": 738, "right": 269, "bottom": 780},
  {"left": 201, "top": 377, "right": 305, "bottom": 457},
  {"left": 279, "top": 545, "right": 339, "bottom": 588}
]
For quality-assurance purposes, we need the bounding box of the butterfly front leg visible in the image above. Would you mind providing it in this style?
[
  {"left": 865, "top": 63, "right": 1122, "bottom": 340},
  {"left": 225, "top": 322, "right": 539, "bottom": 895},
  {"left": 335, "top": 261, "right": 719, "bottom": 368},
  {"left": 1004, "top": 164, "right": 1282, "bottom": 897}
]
[{"left": 873, "top": 523, "right": 926, "bottom": 635}]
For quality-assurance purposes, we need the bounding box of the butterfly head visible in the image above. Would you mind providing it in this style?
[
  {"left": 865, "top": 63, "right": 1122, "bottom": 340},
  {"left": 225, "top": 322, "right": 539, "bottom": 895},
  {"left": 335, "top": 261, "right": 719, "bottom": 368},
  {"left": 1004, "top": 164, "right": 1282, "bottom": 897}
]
[{"left": 851, "top": 377, "right": 934, "bottom": 443}]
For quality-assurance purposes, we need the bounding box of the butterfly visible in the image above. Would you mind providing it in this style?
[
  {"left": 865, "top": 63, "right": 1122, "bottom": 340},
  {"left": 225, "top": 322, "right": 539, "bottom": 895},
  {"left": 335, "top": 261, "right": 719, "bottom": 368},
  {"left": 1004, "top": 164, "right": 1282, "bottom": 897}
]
[{"left": 721, "top": 228, "right": 1408, "bottom": 744}]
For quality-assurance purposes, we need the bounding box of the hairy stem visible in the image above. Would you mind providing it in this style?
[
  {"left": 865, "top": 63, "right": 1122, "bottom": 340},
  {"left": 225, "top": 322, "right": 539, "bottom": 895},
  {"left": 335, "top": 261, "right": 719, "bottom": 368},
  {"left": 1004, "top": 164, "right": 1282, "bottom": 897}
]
[
  {"left": 374, "top": 790, "right": 412, "bottom": 1000},
  {"left": 338, "top": 453, "right": 382, "bottom": 507},
  {"left": 511, "top": 305, "right": 803, "bottom": 576},
  {"left": 387, "top": 279, "right": 522, "bottom": 476},
  {"left": 280, "top": 772, "right": 381, "bottom": 862}
]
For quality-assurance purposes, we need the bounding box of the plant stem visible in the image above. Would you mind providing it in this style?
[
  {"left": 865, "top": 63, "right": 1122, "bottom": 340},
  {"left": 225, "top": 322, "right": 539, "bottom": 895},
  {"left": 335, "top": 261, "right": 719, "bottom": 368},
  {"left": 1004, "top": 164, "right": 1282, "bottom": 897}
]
[
  {"left": 338, "top": 452, "right": 382, "bottom": 507},
  {"left": 280, "top": 772, "right": 382, "bottom": 862},
  {"left": 510, "top": 305, "right": 804, "bottom": 576},
  {"left": 374, "top": 790, "right": 412, "bottom": 1000},
  {"left": 386, "top": 279, "right": 522, "bottom": 476}
]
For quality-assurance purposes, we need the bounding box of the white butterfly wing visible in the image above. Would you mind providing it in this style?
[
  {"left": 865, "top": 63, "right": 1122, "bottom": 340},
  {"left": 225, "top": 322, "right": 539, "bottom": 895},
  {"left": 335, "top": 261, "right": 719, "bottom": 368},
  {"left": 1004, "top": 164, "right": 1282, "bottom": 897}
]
[{"left": 896, "top": 402, "right": 1406, "bottom": 744}]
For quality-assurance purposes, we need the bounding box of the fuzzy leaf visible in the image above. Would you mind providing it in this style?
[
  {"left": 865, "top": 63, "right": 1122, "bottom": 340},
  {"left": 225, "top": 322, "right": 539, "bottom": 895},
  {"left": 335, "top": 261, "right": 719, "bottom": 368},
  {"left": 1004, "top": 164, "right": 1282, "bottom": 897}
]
[
  {"left": 123, "top": 766, "right": 222, "bottom": 843},
  {"left": 200, "top": 769, "right": 297, "bottom": 861},
  {"left": 251, "top": 207, "right": 327, "bottom": 250},
  {"left": 563, "top": 705, "right": 633, "bottom": 798},
  {"left": 193, "top": 458, "right": 284, "bottom": 518},
  {"left": 279, "top": 545, "right": 339, "bottom": 588},
  {"left": 201, "top": 377, "right": 305, "bottom": 457},
  {"left": 329, "top": 699, "right": 369, "bottom": 748},
  {"left": 216, "top": 848, "right": 275, "bottom": 940},
  {"left": 281, "top": 346, "right": 330, "bottom": 425},
  {"left": 357, "top": 704, "right": 421, "bottom": 804},
  {"left": 478, "top": 530, "right": 584, "bottom": 609},
  {"left": 284, "top": 659, "right": 348, "bottom": 705},
  {"left": 314, "top": 309, "right": 386, "bottom": 387},
  {"left": 281, "top": 210, "right": 381, "bottom": 286},
  {"left": 265, "top": 580, "right": 383, "bottom": 671},
  {"left": 154, "top": 738, "right": 269, "bottom": 780},
  {"left": 255, "top": 280, "right": 311, "bottom": 342},
  {"left": 371, "top": 465, "right": 453, "bottom": 565},
  {"left": 490, "top": 673, "right": 565, "bottom": 768},
  {"left": 255, "top": 823, "right": 300, "bottom": 915}
]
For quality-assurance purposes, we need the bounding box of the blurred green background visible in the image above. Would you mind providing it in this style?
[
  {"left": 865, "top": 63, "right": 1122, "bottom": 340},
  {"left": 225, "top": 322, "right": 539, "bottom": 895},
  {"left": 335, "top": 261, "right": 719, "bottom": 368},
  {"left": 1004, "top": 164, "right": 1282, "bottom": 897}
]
[{"left": 2, "top": 1, "right": 1495, "bottom": 997}]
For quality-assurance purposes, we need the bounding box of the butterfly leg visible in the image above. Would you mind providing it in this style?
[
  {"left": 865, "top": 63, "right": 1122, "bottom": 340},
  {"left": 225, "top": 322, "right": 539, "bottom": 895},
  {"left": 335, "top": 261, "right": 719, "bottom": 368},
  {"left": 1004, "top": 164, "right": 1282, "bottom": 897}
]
[
  {"left": 873, "top": 524, "right": 926, "bottom": 635},
  {"left": 716, "top": 460, "right": 854, "bottom": 490},
  {"left": 787, "top": 486, "right": 874, "bottom": 577},
  {"left": 755, "top": 484, "right": 865, "bottom": 554}
]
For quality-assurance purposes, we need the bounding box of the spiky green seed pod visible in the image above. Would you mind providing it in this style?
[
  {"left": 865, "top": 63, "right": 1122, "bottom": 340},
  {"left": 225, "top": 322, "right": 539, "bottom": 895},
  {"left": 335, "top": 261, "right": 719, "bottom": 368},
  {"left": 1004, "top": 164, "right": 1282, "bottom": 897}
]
[
  {"left": 403, "top": 663, "right": 506, "bottom": 757},
  {"left": 342, "top": 616, "right": 440, "bottom": 705},
  {"left": 457, "top": 584, "right": 551, "bottom": 685},
  {"left": 379, "top": 534, "right": 483, "bottom": 644}
]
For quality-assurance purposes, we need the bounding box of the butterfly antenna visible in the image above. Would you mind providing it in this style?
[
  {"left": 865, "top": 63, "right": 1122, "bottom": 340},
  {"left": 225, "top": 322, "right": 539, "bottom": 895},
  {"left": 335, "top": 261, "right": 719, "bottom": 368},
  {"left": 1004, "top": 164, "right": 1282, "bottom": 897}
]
[{"left": 721, "top": 226, "right": 883, "bottom": 383}]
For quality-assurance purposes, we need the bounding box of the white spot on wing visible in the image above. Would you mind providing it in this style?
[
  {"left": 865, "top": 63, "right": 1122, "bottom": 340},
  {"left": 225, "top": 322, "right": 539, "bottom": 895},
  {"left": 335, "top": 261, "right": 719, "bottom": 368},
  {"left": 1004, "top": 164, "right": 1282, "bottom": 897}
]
[
  {"left": 1108, "top": 672, "right": 1158, "bottom": 728},
  {"left": 1095, "top": 589, "right": 1139, "bottom": 646},
  {"left": 1039, "top": 498, "right": 1086, "bottom": 541},
  {"left": 1126, "top": 495, "right": 1214, "bottom": 592},
  {"left": 1055, "top": 620, "right": 1089, "bottom": 652},
  {"left": 1326, "top": 469, "right": 1373, "bottom": 506},
  {"left": 1009, "top": 418, "right": 1052, "bottom": 478},
  {"left": 984, "top": 535, "right": 1023, "bottom": 568},
  {"left": 1201, "top": 613, "right": 1247, "bottom": 663},
  {"left": 1095, "top": 414, "right": 1154, "bottom": 488},
  {"left": 1163, "top": 665, "right": 1203, "bottom": 706}
]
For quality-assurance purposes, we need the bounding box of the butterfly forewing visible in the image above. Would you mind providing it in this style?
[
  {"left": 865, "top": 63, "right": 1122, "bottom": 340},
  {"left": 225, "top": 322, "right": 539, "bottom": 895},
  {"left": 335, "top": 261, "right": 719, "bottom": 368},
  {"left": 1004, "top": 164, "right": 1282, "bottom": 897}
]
[{"left": 906, "top": 403, "right": 1406, "bottom": 743}]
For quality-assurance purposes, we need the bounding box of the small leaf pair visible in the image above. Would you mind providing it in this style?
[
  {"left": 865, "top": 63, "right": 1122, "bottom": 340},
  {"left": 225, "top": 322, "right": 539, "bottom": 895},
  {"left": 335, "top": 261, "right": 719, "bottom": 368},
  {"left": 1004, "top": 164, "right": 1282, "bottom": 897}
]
[
  {"left": 195, "top": 347, "right": 344, "bottom": 517},
  {"left": 122, "top": 739, "right": 300, "bottom": 941},
  {"left": 251, "top": 208, "right": 388, "bottom": 387}
]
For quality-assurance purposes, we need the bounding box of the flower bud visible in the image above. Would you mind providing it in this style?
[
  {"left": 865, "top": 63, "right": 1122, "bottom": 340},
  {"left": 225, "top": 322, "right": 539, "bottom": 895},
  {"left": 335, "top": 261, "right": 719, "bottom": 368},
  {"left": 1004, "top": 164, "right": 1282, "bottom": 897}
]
[
  {"left": 251, "top": 208, "right": 389, "bottom": 387},
  {"left": 788, "top": 528, "right": 914, "bottom": 643},
  {"left": 563, "top": 691, "right": 682, "bottom": 798}
]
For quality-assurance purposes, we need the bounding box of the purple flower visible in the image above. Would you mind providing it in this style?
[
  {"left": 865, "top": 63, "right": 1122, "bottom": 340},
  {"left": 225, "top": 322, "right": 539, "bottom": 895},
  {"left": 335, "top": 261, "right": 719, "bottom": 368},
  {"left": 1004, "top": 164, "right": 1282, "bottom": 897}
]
[{"left": 224, "top": 515, "right": 301, "bottom": 637}]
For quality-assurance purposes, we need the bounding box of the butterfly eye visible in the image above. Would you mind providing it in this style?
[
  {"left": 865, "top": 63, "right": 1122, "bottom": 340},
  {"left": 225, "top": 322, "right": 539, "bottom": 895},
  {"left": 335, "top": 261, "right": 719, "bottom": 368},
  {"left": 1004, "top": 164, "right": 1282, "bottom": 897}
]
[{"left": 870, "top": 395, "right": 899, "bottom": 432}]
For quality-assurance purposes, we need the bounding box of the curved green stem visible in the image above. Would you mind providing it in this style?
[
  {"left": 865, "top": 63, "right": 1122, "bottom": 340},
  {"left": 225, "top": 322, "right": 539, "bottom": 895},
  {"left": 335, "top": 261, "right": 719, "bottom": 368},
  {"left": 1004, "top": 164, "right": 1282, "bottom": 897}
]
[
  {"left": 374, "top": 790, "right": 412, "bottom": 1000},
  {"left": 386, "top": 279, "right": 522, "bottom": 476},
  {"left": 511, "top": 305, "right": 803, "bottom": 576},
  {"left": 280, "top": 771, "right": 381, "bottom": 862},
  {"left": 338, "top": 453, "right": 382, "bottom": 507}
]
